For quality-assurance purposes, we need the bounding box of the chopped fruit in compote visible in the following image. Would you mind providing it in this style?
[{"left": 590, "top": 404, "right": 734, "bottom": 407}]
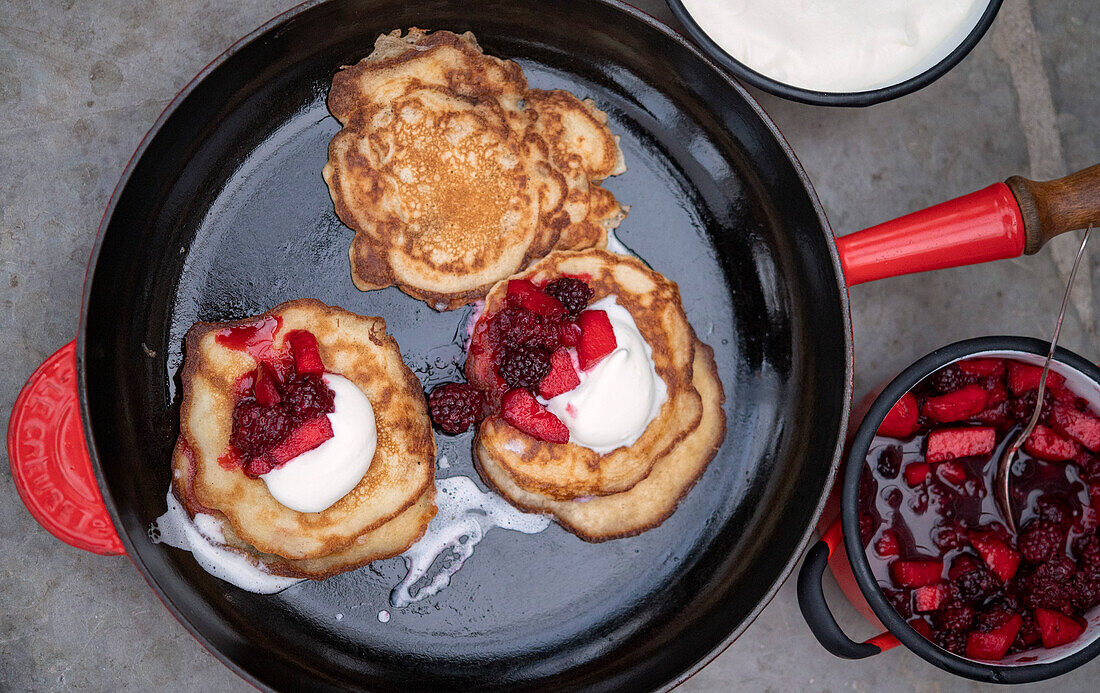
[
  {"left": 576, "top": 309, "right": 617, "bottom": 370},
  {"left": 880, "top": 392, "right": 919, "bottom": 438},
  {"left": 428, "top": 275, "right": 602, "bottom": 443},
  {"left": 501, "top": 388, "right": 570, "bottom": 444},
  {"left": 224, "top": 328, "right": 336, "bottom": 477},
  {"left": 861, "top": 355, "right": 1100, "bottom": 661}
]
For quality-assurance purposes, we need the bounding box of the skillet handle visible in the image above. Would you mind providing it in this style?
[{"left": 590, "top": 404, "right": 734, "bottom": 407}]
[
  {"left": 837, "top": 163, "right": 1099, "bottom": 286},
  {"left": 796, "top": 520, "right": 896, "bottom": 659},
  {"left": 6, "top": 341, "right": 125, "bottom": 556}
]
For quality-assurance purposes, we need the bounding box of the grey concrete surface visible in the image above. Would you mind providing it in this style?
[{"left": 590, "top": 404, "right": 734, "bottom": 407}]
[{"left": 1, "top": 0, "right": 1097, "bottom": 690}]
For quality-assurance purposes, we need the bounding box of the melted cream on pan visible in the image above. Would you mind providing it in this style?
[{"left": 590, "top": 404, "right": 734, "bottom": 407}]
[
  {"left": 389, "top": 475, "right": 549, "bottom": 608},
  {"left": 149, "top": 490, "right": 303, "bottom": 594}
]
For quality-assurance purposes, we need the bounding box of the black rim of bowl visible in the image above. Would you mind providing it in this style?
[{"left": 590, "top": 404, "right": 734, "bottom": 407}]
[
  {"left": 665, "top": 0, "right": 1005, "bottom": 107},
  {"left": 843, "top": 336, "right": 1100, "bottom": 683}
]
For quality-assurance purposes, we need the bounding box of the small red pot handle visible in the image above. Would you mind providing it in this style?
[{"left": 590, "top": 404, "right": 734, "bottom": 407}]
[
  {"left": 6, "top": 341, "right": 125, "bottom": 556},
  {"left": 796, "top": 519, "right": 899, "bottom": 658},
  {"left": 838, "top": 164, "right": 1100, "bottom": 286}
]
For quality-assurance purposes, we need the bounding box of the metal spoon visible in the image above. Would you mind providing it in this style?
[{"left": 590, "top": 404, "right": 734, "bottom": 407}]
[{"left": 995, "top": 225, "right": 1092, "bottom": 534}]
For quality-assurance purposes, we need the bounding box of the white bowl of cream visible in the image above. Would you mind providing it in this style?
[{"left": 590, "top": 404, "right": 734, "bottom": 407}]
[{"left": 668, "top": 0, "right": 1002, "bottom": 105}]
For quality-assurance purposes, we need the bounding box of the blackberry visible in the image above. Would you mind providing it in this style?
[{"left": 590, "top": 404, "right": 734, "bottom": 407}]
[
  {"left": 929, "top": 365, "right": 969, "bottom": 394},
  {"left": 1021, "top": 555, "right": 1078, "bottom": 613},
  {"left": 1007, "top": 390, "right": 1054, "bottom": 423},
  {"left": 876, "top": 445, "right": 902, "bottom": 479},
  {"left": 954, "top": 563, "right": 1001, "bottom": 603},
  {"left": 1035, "top": 495, "right": 1071, "bottom": 527},
  {"left": 489, "top": 306, "right": 560, "bottom": 351},
  {"left": 884, "top": 588, "right": 912, "bottom": 619},
  {"left": 230, "top": 402, "right": 292, "bottom": 457},
  {"left": 283, "top": 374, "right": 336, "bottom": 423},
  {"left": 497, "top": 345, "right": 552, "bottom": 391},
  {"left": 543, "top": 277, "right": 594, "bottom": 317},
  {"left": 933, "top": 627, "right": 968, "bottom": 656},
  {"left": 1017, "top": 520, "right": 1065, "bottom": 564},
  {"left": 934, "top": 600, "right": 976, "bottom": 631},
  {"left": 428, "top": 382, "right": 486, "bottom": 435}
]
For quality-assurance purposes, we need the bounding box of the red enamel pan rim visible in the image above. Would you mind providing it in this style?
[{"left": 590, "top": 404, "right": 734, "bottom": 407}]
[{"left": 67, "top": 1, "right": 851, "bottom": 690}]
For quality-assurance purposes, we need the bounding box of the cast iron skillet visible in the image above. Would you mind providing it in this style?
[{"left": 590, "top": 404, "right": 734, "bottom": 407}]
[
  {"left": 8, "top": 0, "right": 1099, "bottom": 690},
  {"left": 80, "top": 1, "right": 849, "bottom": 689}
]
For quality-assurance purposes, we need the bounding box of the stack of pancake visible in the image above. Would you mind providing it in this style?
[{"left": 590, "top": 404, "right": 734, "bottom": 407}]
[
  {"left": 323, "top": 28, "right": 628, "bottom": 310},
  {"left": 472, "top": 250, "right": 727, "bottom": 541},
  {"left": 172, "top": 299, "right": 437, "bottom": 578}
]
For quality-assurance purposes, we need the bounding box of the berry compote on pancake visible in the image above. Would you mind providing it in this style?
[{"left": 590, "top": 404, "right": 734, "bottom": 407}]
[
  {"left": 221, "top": 327, "right": 337, "bottom": 477},
  {"left": 428, "top": 275, "right": 636, "bottom": 444},
  {"left": 862, "top": 356, "right": 1100, "bottom": 661}
]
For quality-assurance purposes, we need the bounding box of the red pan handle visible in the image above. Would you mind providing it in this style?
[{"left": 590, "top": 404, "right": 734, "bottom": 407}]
[
  {"left": 7, "top": 341, "right": 125, "bottom": 555},
  {"left": 838, "top": 164, "right": 1100, "bottom": 286}
]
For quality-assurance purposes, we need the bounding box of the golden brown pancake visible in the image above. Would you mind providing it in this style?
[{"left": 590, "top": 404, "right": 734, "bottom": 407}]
[
  {"left": 476, "top": 343, "right": 725, "bottom": 542},
  {"left": 323, "top": 28, "right": 628, "bottom": 310},
  {"left": 173, "top": 299, "right": 436, "bottom": 564},
  {"left": 172, "top": 440, "right": 436, "bottom": 579},
  {"left": 469, "top": 250, "right": 709, "bottom": 500}
]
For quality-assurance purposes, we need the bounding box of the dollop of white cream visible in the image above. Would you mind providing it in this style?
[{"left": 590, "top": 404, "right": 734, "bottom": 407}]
[
  {"left": 261, "top": 373, "right": 376, "bottom": 513},
  {"left": 681, "top": 0, "right": 983, "bottom": 92},
  {"left": 149, "top": 490, "right": 302, "bottom": 594},
  {"left": 543, "top": 296, "right": 667, "bottom": 453}
]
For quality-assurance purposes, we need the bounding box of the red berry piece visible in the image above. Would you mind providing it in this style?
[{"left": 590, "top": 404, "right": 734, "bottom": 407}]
[
  {"left": 969, "top": 532, "right": 1022, "bottom": 583},
  {"left": 959, "top": 358, "right": 1005, "bottom": 378},
  {"left": 876, "top": 529, "right": 900, "bottom": 557},
  {"left": 909, "top": 618, "right": 934, "bottom": 639},
  {"left": 287, "top": 330, "right": 325, "bottom": 375},
  {"left": 246, "top": 415, "right": 334, "bottom": 477},
  {"left": 428, "top": 382, "right": 486, "bottom": 434},
  {"left": 506, "top": 279, "right": 567, "bottom": 321},
  {"left": 253, "top": 361, "right": 283, "bottom": 406},
  {"left": 558, "top": 321, "right": 583, "bottom": 347},
  {"left": 543, "top": 277, "right": 595, "bottom": 317},
  {"left": 230, "top": 402, "right": 292, "bottom": 457},
  {"left": 890, "top": 559, "right": 944, "bottom": 588},
  {"left": 879, "top": 392, "right": 919, "bottom": 438},
  {"left": 283, "top": 373, "right": 335, "bottom": 421},
  {"left": 500, "top": 388, "right": 569, "bottom": 444},
  {"left": 904, "top": 462, "right": 930, "bottom": 486},
  {"left": 966, "top": 613, "right": 1023, "bottom": 660},
  {"left": 538, "top": 350, "right": 581, "bottom": 399},
  {"left": 1050, "top": 404, "right": 1100, "bottom": 452},
  {"left": 1008, "top": 362, "right": 1066, "bottom": 396},
  {"left": 1035, "top": 608, "right": 1086, "bottom": 648},
  {"left": 936, "top": 461, "right": 967, "bottom": 485},
  {"left": 576, "top": 309, "right": 617, "bottom": 370},
  {"left": 921, "top": 384, "right": 989, "bottom": 423},
  {"left": 926, "top": 426, "right": 995, "bottom": 463},
  {"left": 914, "top": 583, "right": 950, "bottom": 613},
  {"left": 1024, "top": 424, "right": 1079, "bottom": 462}
]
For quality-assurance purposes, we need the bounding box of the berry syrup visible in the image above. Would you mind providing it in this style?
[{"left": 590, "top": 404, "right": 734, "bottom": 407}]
[{"left": 860, "top": 356, "right": 1100, "bottom": 660}]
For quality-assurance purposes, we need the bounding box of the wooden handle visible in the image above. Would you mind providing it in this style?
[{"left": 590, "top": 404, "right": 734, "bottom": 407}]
[{"left": 1006, "top": 164, "right": 1100, "bottom": 254}]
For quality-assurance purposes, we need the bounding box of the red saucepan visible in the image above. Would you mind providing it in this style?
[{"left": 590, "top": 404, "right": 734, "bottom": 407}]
[{"left": 7, "top": 0, "right": 1100, "bottom": 690}]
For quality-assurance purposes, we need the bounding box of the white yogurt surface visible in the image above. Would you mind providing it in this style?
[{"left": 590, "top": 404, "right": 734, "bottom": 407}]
[
  {"left": 682, "top": 0, "right": 984, "bottom": 92},
  {"left": 543, "top": 296, "right": 667, "bottom": 453},
  {"left": 149, "top": 490, "right": 302, "bottom": 594},
  {"left": 261, "top": 373, "right": 376, "bottom": 514}
]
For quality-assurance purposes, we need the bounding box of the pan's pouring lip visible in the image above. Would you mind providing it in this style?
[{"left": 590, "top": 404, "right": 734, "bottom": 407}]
[{"left": 75, "top": 0, "right": 852, "bottom": 690}]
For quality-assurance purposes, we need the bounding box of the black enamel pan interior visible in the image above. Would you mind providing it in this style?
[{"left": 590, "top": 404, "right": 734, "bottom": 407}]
[{"left": 79, "top": 0, "right": 851, "bottom": 689}]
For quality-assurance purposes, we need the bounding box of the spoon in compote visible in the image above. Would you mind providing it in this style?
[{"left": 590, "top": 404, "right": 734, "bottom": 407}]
[{"left": 995, "top": 225, "right": 1092, "bottom": 535}]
